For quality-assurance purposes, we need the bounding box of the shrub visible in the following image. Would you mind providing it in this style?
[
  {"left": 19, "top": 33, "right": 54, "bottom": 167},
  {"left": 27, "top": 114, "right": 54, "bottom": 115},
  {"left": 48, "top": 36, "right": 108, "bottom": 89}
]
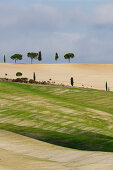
[
  {"left": 41, "top": 81, "right": 47, "bottom": 85},
  {"left": 13, "top": 78, "right": 23, "bottom": 82},
  {"left": 29, "top": 79, "right": 35, "bottom": 83},
  {"left": 12, "top": 77, "right": 28, "bottom": 83},
  {"left": 21, "top": 78, "right": 28, "bottom": 83},
  {"left": 16, "top": 72, "right": 22, "bottom": 77}
]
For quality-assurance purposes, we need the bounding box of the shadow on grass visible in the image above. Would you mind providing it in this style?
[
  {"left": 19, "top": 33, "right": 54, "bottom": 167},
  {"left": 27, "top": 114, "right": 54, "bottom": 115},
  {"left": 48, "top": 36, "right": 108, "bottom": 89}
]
[{"left": 0, "top": 123, "right": 113, "bottom": 152}]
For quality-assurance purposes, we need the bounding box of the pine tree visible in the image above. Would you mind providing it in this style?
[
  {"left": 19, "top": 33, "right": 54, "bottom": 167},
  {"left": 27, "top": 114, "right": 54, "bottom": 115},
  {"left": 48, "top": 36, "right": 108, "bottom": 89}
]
[
  {"left": 64, "top": 53, "right": 75, "bottom": 63},
  {"left": 10, "top": 54, "right": 22, "bottom": 63},
  {"left": 27, "top": 52, "right": 38, "bottom": 64}
]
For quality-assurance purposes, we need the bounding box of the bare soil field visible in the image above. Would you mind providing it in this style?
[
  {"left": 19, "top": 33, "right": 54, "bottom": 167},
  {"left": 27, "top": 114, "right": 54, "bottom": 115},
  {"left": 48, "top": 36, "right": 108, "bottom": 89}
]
[
  {"left": 0, "top": 130, "right": 113, "bottom": 170},
  {"left": 0, "top": 63, "right": 113, "bottom": 90}
]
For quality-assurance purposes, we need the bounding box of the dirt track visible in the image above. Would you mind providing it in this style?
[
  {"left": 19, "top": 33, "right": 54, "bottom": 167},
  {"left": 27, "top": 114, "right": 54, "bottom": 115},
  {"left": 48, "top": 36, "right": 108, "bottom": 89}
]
[
  {"left": 0, "top": 63, "right": 113, "bottom": 90},
  {"left": 0, "top": 130, "right": 113, "bottom": 170}
]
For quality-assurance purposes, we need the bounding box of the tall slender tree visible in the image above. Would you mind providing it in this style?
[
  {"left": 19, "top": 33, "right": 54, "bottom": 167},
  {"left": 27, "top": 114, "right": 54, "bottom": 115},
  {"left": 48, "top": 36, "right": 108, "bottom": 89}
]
[
  {"left": 64, "top": 53, "right": 75, "bottom": 63},
  {"left": 4, "top": 55, "right": 6, "bottom": 63},
  {"left": 106, "top": 81, "right": 108, "bottom": 91},
  {"left": 27, "top": 52, "right": 38, "bottom": 64},
  {"left": 38, "top": 51, "right": 42, "bottom": 63},
  {"left": 33, "top": 72, "right": 36, "bottom": 81},
  {"left": 70, "top": 77, "right": 74, "bottom": 86},
  {"left": 55, "top": 53, "right": 59, "bottom": 63},
  {"left": 10, "top": 54, "right": 22, "bottom": 63}
]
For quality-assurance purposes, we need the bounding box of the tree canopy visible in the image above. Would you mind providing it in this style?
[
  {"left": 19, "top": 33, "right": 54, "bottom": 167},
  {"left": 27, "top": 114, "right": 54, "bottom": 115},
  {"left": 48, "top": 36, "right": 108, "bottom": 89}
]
[
  {"left": 10, "top": 54, "right": 22, "bottom": 63},
  {"left": 27, "top": 52, "right": 38, "bottom": 64},
  {"left": 64, "top": 53, "right": 75, "bottom": 63}
]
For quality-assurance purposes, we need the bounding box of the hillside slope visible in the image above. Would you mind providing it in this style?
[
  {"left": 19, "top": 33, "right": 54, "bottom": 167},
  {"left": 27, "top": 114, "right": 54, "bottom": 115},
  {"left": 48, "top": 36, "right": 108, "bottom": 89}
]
[
  {"left": 0, "top": 63, "right": 113, "bottom": 90},
  {"left": 0, "top": 81, "right": 113, "bottom": 152}
]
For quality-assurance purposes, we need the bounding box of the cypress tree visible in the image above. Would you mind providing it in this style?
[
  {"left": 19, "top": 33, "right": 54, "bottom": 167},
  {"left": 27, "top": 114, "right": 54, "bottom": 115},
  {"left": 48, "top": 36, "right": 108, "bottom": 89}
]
[
  {"left": 33, "top": 72, "right": 36, "bottom": 81},
  {"left": 4, "top": 55, "right": 6, "bottom": 63},
  {"left": 71, "top": 77, "right": 74, "bottom": 86},
  {"left": 55, "top": 53, "right": 59, "bottom": 63},
  {"left": 38, "top": 51, "right": 42, "bottom": 63},
  {"left": 106, "top": 81, "right": 108, "bottom": 91}
]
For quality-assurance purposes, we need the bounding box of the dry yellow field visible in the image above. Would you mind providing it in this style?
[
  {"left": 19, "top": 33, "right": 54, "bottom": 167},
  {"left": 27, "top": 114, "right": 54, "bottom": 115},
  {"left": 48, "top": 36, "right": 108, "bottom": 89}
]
[{"left": 0, "top": 63, "right": 113, "bottom": 91}]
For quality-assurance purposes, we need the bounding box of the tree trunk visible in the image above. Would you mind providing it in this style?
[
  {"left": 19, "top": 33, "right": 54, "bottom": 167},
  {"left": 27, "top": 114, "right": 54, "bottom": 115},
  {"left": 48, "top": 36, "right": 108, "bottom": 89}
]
[
  {"left": 69, "top": 58, "right": 70, "bottom": 63},
  {"left": 31, "top": 58, "right": 32, "bottom": 64}
]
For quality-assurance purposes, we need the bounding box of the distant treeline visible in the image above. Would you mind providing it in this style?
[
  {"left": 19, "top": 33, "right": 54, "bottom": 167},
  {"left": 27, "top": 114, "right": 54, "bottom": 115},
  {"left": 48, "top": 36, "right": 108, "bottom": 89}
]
[{"left": 3, "top": 52, "right": 75, "bottom": 64}]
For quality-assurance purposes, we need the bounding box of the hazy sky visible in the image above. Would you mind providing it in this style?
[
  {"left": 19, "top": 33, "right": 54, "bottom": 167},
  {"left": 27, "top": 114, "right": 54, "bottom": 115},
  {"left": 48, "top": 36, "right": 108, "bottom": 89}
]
[{"left": 0, "top": 0, "right": 113, "bottom": 64}]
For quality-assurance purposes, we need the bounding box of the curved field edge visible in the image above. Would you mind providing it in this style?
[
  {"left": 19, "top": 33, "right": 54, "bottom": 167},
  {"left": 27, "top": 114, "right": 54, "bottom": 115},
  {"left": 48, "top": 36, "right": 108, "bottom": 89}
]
[
  {"left": 0, "top": 81, "right": 113, "bottom": 152},
  {"left": 0, "top": 130, "right": 113, "bottom": 170}
]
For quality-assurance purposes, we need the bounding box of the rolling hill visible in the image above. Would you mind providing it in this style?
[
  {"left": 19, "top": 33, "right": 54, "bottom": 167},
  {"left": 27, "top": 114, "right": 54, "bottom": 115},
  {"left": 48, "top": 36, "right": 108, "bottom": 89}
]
[{"left": 0, "top": 81, "right": 113, "bottom": 169}]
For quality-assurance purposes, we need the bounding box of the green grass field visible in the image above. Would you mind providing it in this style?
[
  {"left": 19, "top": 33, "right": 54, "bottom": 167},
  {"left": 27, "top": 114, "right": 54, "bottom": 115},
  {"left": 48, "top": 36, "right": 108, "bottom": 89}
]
[{"left": 0, "top": 81, "right": 113, "bottom": 152}]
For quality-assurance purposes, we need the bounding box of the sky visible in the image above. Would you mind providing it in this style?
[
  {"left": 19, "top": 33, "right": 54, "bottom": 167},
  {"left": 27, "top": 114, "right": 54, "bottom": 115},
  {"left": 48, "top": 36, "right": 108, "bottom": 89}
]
[{"left": 0, "top": 0, "right": 113, "bottom": 64}]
